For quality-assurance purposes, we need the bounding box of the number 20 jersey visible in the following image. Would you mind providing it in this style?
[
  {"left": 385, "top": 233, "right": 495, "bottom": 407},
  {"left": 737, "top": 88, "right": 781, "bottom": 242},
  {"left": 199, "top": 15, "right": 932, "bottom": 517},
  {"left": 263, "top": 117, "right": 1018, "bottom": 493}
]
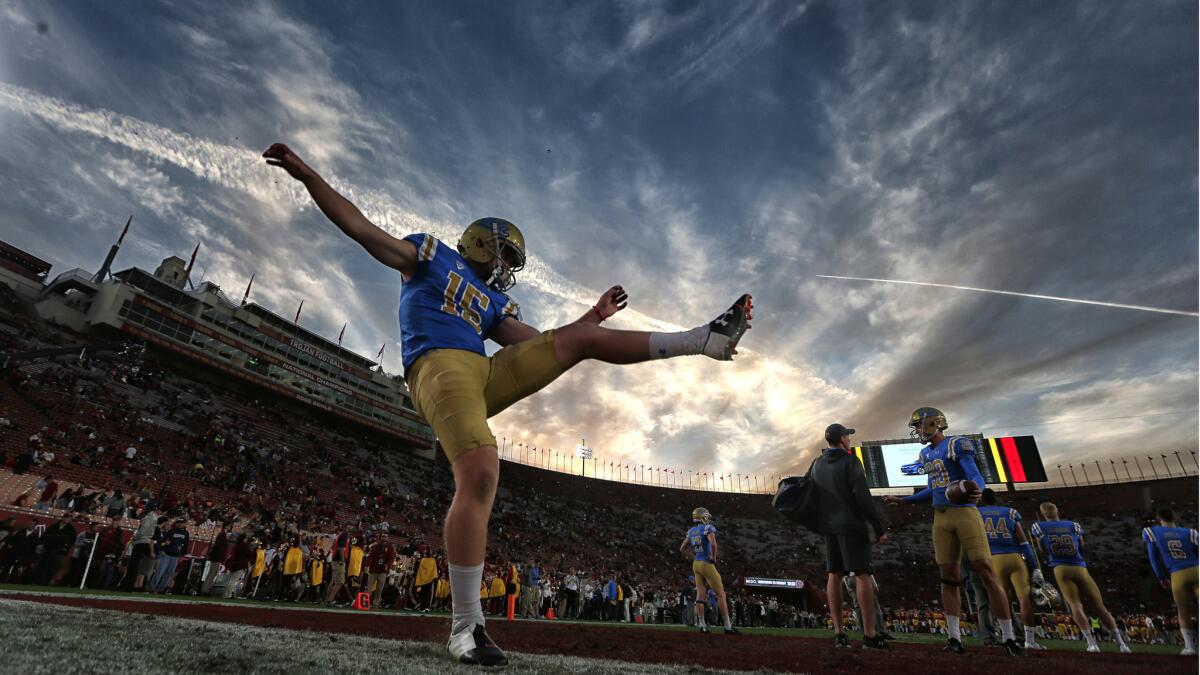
[
  {"left": 1030, "top": 520, "right": 1087, "bottom": 567},
  {"left": 399, "top": 234, "right": 521, "bottom": 371}
]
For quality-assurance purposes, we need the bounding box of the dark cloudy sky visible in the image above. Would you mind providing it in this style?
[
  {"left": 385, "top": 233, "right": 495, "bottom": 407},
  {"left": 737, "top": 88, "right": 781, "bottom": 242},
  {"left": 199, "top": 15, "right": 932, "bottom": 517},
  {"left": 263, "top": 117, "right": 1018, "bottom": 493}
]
[{"left": 0, "top": 1, "right": 1195, "bottom": 483}]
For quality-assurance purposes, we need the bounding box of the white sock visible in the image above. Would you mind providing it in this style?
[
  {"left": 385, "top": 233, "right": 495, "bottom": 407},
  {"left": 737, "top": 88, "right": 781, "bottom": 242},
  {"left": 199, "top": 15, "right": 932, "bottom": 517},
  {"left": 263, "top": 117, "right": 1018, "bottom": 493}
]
[
  {"left": 448, "top": 562, "right": 485, "bottom": 632},
  {"left": 947, "top": 615, "right": 961, "bottom": 640},
  {"left": 1184, "top": 630, "right": 1196, "bottom": 651},
  {"left": 999, "top": 618, "right": 1015, "bottom": 642},
  {"left": 1112, "top": 627, "right": 1127, "bottom": 646},
  {"left": 649, "top": 326, "right": 708, "bottom": 359},
  {"left": 1083, "top": 629, "right": 1097, "bottom": 647},
  {"left": 724, "top": 614, "right": 732, "bottom": 630},
  {"left": 696, "top": 606, "right": 706, "bottom": 627},
  {"left": 1025, "top": 626, "right": 1037, "bottom": 644}
]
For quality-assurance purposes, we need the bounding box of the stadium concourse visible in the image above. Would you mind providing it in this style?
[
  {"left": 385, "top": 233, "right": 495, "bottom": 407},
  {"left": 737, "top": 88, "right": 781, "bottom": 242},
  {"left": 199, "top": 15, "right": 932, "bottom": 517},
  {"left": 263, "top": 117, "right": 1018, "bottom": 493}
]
[{"left": 0, "top": 262, "right": 1195, "bottom": 672}]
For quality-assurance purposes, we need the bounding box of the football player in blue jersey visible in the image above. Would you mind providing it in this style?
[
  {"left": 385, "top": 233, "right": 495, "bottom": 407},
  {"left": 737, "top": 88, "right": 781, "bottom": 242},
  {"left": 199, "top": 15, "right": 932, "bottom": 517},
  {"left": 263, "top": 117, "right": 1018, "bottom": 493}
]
[
  {"left": 1029, "top": 502, "right": 1131, "bottom": 654},
  {"left": 885, "top": 407, "right": 1023, "bottom": 656},
  {"left": 978, "top": 489, "right": 1046, "bottom": 650},
  {"left": 265, "top": 143, "right": 752, "bottom": 666},
  {"left": 679, "top": 507, "right": 739, "bottom": 634},
  {"left": 1142, "top": 507, "right": 1198, "bottom": 655}
]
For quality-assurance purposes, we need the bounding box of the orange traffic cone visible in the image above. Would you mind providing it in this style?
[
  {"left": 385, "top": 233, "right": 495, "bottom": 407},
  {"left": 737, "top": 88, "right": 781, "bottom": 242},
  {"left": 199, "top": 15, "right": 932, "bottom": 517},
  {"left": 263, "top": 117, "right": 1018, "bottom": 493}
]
[
  {"left": 507, "top": 594, "right": 516, "bottom": 621},
  {"left": 545, "top": 607, "right": 556, "bottom": 620},
  {"left": 353, "top": 592, "right": 372, "bottom": 610},
  {"left": 636, "top": 614, "right": 644, "bottom": 624}
]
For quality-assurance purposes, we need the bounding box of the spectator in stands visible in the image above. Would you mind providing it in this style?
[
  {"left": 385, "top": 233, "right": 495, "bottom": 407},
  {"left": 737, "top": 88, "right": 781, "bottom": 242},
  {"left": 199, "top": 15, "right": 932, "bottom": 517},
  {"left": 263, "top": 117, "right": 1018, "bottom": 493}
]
[
  {"left": 200, "top": 522, "right": 230, "bottom": 595},
  {"left": 122, "top": 507, "right": 158, "bottom": 591},
  {"left": 150, "top": 518, "right": 189, "bottom": 594},
  {"left": 12, "top": 448, "right": 34, "bottom": 475},
  {"left": 34, "top": 474, "right": 57, "bottom": 511},
  {"left": 562, "top": 569, "right": 580, "bottom": 620},
  {"left": 103, "top": 490, "right": 126, "bottom": 519},
  {"left": 813, "top": 423, "right": 888, "bottom": 649}
]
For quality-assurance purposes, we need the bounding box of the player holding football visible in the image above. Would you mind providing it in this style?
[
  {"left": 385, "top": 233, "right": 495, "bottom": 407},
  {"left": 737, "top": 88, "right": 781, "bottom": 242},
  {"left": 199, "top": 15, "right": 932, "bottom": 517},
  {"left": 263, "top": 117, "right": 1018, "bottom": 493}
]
[
  {"left": 1141, "top": 507, "right": 1198, "bottom": 655},
  {"left": 1029, "top": 502, "right": 1131, "bottom": 654},
  {"left": 264, "top": 143, "right": 752, "bottom": 666},
  {"left": 977, "top": 489, "right": 1047, "bottom": 650},
  {"left": 884, "top": 407, "right": 1024, "bottom": 656},
  {"left": 679, "top": 507, "right": 739, "bottom": 634}
]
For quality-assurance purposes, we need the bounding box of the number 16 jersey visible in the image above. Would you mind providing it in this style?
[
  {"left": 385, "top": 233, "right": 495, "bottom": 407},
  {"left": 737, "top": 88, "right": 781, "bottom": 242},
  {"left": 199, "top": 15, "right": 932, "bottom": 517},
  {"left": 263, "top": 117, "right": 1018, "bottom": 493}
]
[{"left": 399, "top": 234, "right": 521, "bottom": 371}]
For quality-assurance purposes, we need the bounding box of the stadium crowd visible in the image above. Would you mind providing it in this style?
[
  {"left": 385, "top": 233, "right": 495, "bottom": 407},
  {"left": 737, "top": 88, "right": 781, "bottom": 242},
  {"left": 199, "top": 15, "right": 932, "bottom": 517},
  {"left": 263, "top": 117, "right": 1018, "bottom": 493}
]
[{"left": 0, "top": 291, "right": 1193, "bottom": 648}]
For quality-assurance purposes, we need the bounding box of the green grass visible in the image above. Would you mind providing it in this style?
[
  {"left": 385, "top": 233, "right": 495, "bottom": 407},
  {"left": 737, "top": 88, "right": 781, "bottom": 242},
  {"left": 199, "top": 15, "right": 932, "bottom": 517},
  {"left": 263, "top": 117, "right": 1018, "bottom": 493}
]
[{"left": 0, "top": 584, "right": 1185, "bottom": 656}]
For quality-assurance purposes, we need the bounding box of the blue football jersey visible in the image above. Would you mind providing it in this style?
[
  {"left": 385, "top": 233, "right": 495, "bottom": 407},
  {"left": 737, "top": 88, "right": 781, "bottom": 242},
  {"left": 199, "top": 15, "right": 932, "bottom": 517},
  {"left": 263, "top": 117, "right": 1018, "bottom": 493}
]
[
  {"left": 978, "top": 505, "right": 1023, "bottom": 555},
  {"left": 1143, "top": 525, "right": 1199, "bottom": 575},
  {"left": 1030, "top": 520, "right": 1087, "bottom": 567},
  {"left": 918, "top": 436, "right": 984, "bottom": 509},
  {"left": 687, "top": 524, "right": 717, "bottom": 562},
  {"left": 399, "top": 234, "right": 521, "bottom": 371}
]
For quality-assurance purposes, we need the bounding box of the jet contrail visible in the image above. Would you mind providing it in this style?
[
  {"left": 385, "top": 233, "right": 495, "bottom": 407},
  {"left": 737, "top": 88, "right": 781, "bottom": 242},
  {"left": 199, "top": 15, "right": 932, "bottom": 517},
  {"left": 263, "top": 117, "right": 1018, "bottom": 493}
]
[{"left": 815, "top": 275, "right": 1199, "bottom": 318}]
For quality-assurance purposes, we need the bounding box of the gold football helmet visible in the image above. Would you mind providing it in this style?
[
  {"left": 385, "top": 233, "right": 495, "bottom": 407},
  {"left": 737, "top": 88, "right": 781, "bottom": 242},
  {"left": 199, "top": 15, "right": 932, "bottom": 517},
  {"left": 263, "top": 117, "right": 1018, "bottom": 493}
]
[
  {"left": 692, "top": 507, "right": 712, "bottom": 524},
  {"left": 457, "top": 217, "right": 526, "bottom": 292},
  {"left": 909, "top": 407, "right": 948, "bottom": 443}
]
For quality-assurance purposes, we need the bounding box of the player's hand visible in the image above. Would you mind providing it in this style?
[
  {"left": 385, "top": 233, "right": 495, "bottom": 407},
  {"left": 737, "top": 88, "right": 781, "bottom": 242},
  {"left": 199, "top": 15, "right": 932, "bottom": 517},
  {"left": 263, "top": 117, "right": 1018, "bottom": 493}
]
[
  {"left": 966, "top": 486, "right": 983, "bottom": 504},
  {"left": 263, "top": 143, "right": 317, "bottom": 183},
  {"left": 882, "top": 496, "right": 904, "bottom": 506},
  {"left": 593, "top": 285, "right": 628, "bottom": 320}
]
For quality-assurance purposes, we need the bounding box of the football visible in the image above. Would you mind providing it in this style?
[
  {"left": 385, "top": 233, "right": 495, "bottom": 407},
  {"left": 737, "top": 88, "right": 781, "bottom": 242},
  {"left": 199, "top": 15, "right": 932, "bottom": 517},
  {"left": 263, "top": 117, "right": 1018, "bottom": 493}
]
[{"left": 946, "top": 479, "right": 980, "bottom": 505}]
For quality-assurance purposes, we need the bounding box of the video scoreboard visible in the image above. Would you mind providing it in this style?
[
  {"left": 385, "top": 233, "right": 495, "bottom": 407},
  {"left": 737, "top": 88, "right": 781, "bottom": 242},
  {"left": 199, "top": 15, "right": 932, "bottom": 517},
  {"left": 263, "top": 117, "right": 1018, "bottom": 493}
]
[{"left": 853, "top": 435, "right": 1047, "bottom": 489}]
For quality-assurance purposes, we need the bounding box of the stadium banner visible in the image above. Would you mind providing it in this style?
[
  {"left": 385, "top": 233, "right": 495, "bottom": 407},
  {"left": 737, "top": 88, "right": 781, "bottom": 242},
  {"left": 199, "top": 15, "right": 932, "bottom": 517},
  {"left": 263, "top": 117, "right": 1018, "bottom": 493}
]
[
  {"left": 742, "top": 577, "right": 805, "bottom": 590},
  {"left": 854, "top": 435, "right": 1046, "bottom": 489}
]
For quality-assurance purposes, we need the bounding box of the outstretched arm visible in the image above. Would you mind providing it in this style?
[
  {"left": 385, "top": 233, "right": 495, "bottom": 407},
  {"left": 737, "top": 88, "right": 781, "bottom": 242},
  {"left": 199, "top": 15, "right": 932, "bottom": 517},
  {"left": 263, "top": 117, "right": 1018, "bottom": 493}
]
[{"left": 263, "top": 143, "right": 417, "bottom": 276}]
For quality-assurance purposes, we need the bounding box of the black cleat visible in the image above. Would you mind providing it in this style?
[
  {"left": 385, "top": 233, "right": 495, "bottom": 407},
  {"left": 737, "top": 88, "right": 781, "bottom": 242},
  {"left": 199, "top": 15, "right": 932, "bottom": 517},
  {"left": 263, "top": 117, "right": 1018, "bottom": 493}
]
[
  {"left": 879, "top": 632, "right": 896, "bottom": 641},
  {"left": 447, "top": 623, "right": 508, "bottom": 667},
  {"left": 834, "top": 632, "right": 850, "bottom": 648},
  {"left": 724, "top": 627, "right": 741, "bottom": 635},
  {"left": 1003, "top": 639, "right": 1025, "bottom": 657},
  {"left": 944, "top": 638, "right": 966, "bottom": 654},
  {"left": 698, "top": 625, "right": 709, "bottom": 633},
  {"left": 702, "top": 294, "right": 752, "bottom": 360},
  {"left": 862, "top": 634, "right": 889, "bottom": 650}
]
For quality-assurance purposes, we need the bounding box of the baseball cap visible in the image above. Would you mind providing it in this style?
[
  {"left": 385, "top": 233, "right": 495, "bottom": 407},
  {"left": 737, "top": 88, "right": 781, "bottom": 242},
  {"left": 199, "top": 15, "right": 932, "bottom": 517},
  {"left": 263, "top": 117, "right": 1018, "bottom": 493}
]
[{"left": 824, "top": 423, "right": 855, "bottom": 445}]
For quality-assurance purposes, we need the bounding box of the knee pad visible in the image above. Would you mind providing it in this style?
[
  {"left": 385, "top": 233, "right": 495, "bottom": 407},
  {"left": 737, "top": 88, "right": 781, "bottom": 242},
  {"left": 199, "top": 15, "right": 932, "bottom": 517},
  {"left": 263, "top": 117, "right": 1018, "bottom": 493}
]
[{"left": 940, "top": 577, "right": 961, "bottom": 588}]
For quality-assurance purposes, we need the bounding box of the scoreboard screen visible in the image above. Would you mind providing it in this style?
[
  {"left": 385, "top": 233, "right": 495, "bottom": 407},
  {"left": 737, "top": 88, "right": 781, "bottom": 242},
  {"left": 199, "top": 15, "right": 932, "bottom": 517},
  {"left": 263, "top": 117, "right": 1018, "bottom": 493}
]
[{"left": 853, "top": 435, "right": 1047, "bottom": 489}]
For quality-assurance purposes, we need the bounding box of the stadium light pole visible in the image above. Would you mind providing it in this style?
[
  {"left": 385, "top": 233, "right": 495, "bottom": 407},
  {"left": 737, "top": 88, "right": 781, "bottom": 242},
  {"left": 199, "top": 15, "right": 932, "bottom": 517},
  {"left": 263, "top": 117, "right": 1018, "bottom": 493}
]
[
  {"left": 1094, "top": 460, "right": 1103, "bottom": 484},
  {"left": 1121, "top": 459, "right": 1131, "bottom": 481},
  {"left": 1067, "top": 464, "right": 1079, "bottom": 486},
  {"left": 1161, "top": 454, "right": 1173, "bottom": 478},
  {"left": 1134, "top": 456, "right": 1146, "bottom": 480},
  {"left": 1147, "top": 456, "right": 1160, "bottom": 480},
  {"left": 1109, "top": 459, "right": 1117, "bottom": 483},
  {"left": 1056, "top": 465, "right": 1065, "bottom": 486}
]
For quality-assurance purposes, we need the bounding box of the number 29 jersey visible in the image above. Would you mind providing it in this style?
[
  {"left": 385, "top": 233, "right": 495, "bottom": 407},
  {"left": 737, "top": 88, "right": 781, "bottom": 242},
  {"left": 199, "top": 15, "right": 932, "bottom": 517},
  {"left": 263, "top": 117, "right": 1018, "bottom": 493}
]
[
  {"left": 1029, "top": 520, "right": 1087, "bottom": 567},
  {"left": 399, "top": 234, "right": 521, "bottom": 371}
]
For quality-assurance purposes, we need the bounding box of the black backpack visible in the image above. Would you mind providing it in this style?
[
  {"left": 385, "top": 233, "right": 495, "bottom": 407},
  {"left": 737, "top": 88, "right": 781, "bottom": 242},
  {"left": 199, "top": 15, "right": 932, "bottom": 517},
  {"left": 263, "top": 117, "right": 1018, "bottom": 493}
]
[{"left": 772, "top": 456, "right": 821, "bottom": 532}]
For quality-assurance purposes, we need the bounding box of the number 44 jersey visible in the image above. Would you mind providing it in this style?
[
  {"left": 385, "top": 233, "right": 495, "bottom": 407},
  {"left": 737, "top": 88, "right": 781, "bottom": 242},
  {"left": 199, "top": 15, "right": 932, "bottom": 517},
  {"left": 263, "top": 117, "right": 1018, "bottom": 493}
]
[
  {"left": 1030, "top": 520, "right": 1088, "bottom": 567},
  {"left": 978, "top": 506, "right": 1023, "bottom": 555},
  {"left": 399, "top": 234, "right": 522, "bottom": 371}
]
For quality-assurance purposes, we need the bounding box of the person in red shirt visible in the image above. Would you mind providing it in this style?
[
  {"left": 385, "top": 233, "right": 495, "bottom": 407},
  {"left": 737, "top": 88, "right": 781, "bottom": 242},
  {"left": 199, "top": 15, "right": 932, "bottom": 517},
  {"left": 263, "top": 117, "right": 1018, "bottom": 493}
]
[{"left": 366, "top": 537, "right": 396, "bottom": 608}]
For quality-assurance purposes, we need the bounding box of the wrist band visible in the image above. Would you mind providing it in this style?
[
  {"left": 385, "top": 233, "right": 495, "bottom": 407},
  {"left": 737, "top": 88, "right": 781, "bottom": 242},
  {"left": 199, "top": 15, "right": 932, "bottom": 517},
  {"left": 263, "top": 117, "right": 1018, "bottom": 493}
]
[{"left": 592, "top": 305, "right": 605, "bottom": 321}]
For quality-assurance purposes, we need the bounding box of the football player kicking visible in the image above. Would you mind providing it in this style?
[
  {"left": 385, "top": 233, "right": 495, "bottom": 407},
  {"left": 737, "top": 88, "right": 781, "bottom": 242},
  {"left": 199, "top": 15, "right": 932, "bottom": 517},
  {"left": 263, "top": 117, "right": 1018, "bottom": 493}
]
[
  {"left": 977, "top": 489, "right": 1047, "bottom": 650},
  {"left": 1029, "top": 502, "right": 1131, "bottom": 654},
  {"left": 1141, "top": 507, "right": 1198, "bottom": 655},
  {"left": 264, "top": 143, "right": 752, "bottom": 667},
  {"left": 680, "top": 508, "right": 739, "bottom": 634},
  {"left": 885, "top": 407, "right": 1024, "bottom": 656}
]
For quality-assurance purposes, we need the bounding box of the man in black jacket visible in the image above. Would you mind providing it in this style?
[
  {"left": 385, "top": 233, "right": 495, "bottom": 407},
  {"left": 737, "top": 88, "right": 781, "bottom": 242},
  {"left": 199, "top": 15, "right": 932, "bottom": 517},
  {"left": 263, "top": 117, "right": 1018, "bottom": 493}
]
[{"left": 812, "top": 423, "right": 887, "bottom": 649}]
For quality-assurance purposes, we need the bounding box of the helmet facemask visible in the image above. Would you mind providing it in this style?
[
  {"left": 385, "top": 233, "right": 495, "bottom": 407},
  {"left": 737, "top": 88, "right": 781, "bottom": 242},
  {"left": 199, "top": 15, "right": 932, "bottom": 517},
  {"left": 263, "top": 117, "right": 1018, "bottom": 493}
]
[{"left": 483, "top": 236, "right": 525, "bottom": 293}]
